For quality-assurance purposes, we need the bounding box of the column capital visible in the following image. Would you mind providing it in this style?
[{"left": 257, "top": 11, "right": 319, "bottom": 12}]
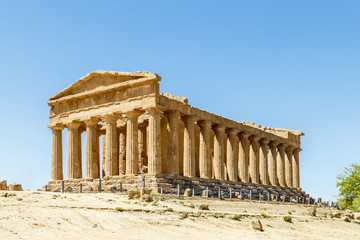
[
  {"left": 293, "top": 148, "right": 302, "bottom": 153},
  {"left": 165, "top": 110, "right": 180, "bottom": 119},
  {"left": 198, "top": 119, "right": 212, "bottom": 128},
  {"left": 259, "top": 138, "right": 270, "bottom": 145},
  {"left": 103, "top": 114, "right": 119, "bottom": 122},
  {"left": 84, "top": 118, "right": 99, "bottom": 126},
  {"left": 238, "top": 132, "right": 250, "bottom": 139},
  {"left": 277, "top": 144, "right": 286, "bottom": 150},
  {"left": 213, "top": 124, "right": 226, "bottom": 132},
  {"left": 146, "top": 107, "right": 162, "bottom": 114},
  {"left": 226, "top": 128, "right": 239, "bottom": 136},
  {"left": 182, "top": 115, "right": 198, "bottom": 122},
  {"left": 125, "top": 110, "right": 143, "bottom": 118},
  {"left": 268, "top": 141, "right": 279, "bottom": 147},
  {"left": 50, "top": 124, "right": 65, "bottom": 131},
  {"left": 248, "top": 135, "right": 260, "bottom": 142},
  {"left": 66, "top": 122, "right": 81, "bottom": 130},
  {"left": 285, "top": 145, "right": 295, "bottom": 151}
]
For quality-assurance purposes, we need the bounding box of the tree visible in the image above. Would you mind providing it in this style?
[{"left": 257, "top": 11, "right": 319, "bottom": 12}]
[{"left": 336, "top": 164, "right": 360, "bottom": 211}]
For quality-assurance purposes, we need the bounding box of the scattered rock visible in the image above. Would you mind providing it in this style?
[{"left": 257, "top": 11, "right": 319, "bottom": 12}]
[
  {"left": 234, "top": 192, "right": 240, "bottom": 198},
  {"left": 9, "top": 184, "right": 22, "bottom": 191},
  {"left": 202, "top": 190, "right": 212, "bottom": 197},
  {"left": 109, "top": 185, "right": 117, "bottom": 191},
  {"left": 307, "top": 207, "right": 316, "bottom": 216},
  {"left": 65, "top": 186, "right": 73, "bottom": 193},
  {"left": 343, "top": 216, "right": 351, "bottom": 222},
  {"left": 0, "top": 180, "right": 7, "bottom": 190},
  {"left": 330, "top": 212, "right": 341, "bottom": 219},
  {"left": 344, "top": 213, "right": 354, "bottom": 220},
  {"left": 128, "top": 189, "right": 140, "bottom": 199},
  {"left": 140, "top": 194, "right": 153, "bottom": 202},
  {"left": 354, "top": 213, "right": 360, "bottom": 220},
  {"left": 183, "top": 188, "right": 192, "bottom": 197},
  {"left": 140, "top": 188, "right": 152, "bottom": 196},
  {"left": 179, "top": 212, "right": 188, "bottom": 219},
  {"left": 252, "top": 220, "right": 263, "bottom": 231},
  {"left": 83, "top": 186, "right": 93, "bottom": 192}
]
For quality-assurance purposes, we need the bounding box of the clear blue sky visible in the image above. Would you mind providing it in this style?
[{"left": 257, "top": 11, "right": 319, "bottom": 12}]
[{"left": 0, "top": 1, "right": 359, "bottom": 201}]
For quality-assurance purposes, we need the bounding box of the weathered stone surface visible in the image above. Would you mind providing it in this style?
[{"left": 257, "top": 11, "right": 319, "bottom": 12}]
[
  {"left": 140, "top": 194, "right": 153, "bottom": 202},
  {"left": 184, "top": 188, "right": 192, "bottom": 197},
  {"left": 0, "top": 180, "right": 7, "bottom": 190},
  {"left": 343, "top": 216, "right": 351, "bottom": 222},
  {"left": 128, "top": 189, "right": 140, "bottom": 198},
  {"left": 140, "top": 187, "right": 152, "bottom": 196},
  {"left": 307, "top": 207, "right": 316, "bottom": 216},
  {"left": 9, "top": 184, "right": 22, "bottom": 191},
  {"left": 354, "top": 213, "right": 360, "bottom": 220},
  {"left": 252, "top": 220, "right": 263, "bottom": 231},
  {"left": 330, "top": 212, "right": 342, "bottom": 219}
]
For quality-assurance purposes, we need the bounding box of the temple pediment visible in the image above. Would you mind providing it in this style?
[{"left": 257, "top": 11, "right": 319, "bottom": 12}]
[{"left": 48, "top": 71, "right": 160, "bottom": 104}]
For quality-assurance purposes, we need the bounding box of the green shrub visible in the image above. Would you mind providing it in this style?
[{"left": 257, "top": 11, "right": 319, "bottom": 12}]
[
  {"left": 284, "top": 216, "right": 292, "bottom": 223},
  {"left": 261, "top": 213, "right": 269, "bottom": 218},
  {"left": 229, "top": 214, "right": 242, "bottom": 221},
  {"left": 115, "top": 207, "right": 124, "bottom": 212},
  {"left": 190, "top": 204, "right": 195, "bottom": 209},
  {"left": 167, "top": 208, "right": 173, "bottom": 212},
  {"left": 198, "top": 204, "right": 209, "bottom": 210},
  {"left": 288, "top": 211, "right": 292, "bottom": 215},
  {"left": 179, "top": 201, "right": 184, "bottom": 204}
]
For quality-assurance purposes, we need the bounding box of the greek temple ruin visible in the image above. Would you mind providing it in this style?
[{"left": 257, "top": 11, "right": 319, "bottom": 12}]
[{"left": 46, "top": 71, "right": 307, "bottom": 199}]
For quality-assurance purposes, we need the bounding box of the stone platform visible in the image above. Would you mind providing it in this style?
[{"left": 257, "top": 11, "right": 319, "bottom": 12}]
[{"left": 45, "top": 174, "right": 311, "bottom": 203}]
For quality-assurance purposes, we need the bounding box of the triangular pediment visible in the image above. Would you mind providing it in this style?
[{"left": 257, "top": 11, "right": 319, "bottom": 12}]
[{"left": 48, "top": 71, "right": 160, "bottom": 103}]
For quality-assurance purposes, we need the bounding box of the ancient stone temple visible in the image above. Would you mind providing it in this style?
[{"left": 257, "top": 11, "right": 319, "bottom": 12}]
[{"left": 46, "top": 71, "right": 307, "bottom": 199}]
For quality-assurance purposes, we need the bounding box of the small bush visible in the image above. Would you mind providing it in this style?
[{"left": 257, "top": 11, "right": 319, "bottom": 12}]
[
  {"left": 284, "top": 216, "right": 292, "bottom": 223},
  {"left": 179, "top": 201, "right": 184, "bottom": 204},
  {"left": 167, "top": 208, "right": 173, "bottom": 212},
  {"left": 229, "top": 214, "right": 242, "bottom": 221},
  {"left": 305, "top": 219, "right": 308, "bottom": 222},
  {"left": 198, "top": 204, "right": 209, "bottom": 210},
  {"left": 190, "top": 204, "right": 195, "bottom": 209},
  {"left": 243, "top": 210, "right": 247, "bottom": 213},
  {"left": 115, "top": 207, "right": 124, "bottom": 212},
  {"left": 288, "top": 211, "right": 292, "bottom": 215},
  {"left": 261, "top": 213, "right": 269, "bottom": 218}
]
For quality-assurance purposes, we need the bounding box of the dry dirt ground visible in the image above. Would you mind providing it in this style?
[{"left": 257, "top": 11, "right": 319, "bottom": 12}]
[{"left": 0, "top": 190, "right": 359, "bottom": 240}]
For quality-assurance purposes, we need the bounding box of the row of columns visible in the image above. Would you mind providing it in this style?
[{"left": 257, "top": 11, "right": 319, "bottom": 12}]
[{"left": 50, "top": 108, "right": 300, "bottom": 189}]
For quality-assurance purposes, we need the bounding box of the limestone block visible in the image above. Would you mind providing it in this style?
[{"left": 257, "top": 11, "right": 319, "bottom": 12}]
[
  {"left": 251, "top": 220, "right": 263, "bottom": 231},
  {"left": 234, "top": 192, "right": 239, "bottom": 198},
  {"left": 354, "top": 213, "right": 360, "bottom": 220},
  {"left": 140, "top": 194, "right": 153, "bottom": 202},
  {"left": 201, "top": 190, "right": 212, "bottom": 197},
  {"left": 0, "top": 180, "right": 7, "bottom": 190},
  {"left": 9, "top": 184, "right": 22, "bottom": 191},
  {"left": 307, "top": 207, "right": 316, "bottom": 216},
  {"left": 183, "top": 188, "right": 192, "bottom": 197},
  {"left": 140, "top": 188, "right": 152, "bottom": 196},
  {"left": 330, "top": 212, "right": 341, "bottom": 219},
  {"left": 128, "top": 189, "right": 140, "bottom": 198},
  {"left": 343, "top": 216, "right": 351, "bottom": 222}
]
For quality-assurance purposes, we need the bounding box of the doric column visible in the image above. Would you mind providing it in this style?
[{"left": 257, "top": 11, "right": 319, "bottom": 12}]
[
  {"left": 182, "top": 115, "right": 196, "bottom": 177},
  {"left": 226, "top": 128, "right": 239, "bottom": 182},
  {"left": 166, "top": 111, "right": 180, "bottom": 174},
  {"left": 138, "top": 124, "right": 147, "bottom": 171},
  {"left": 277, "top": 144, "right": 286, "bottom": 187},
  {"left": 249, "top": 135, "right": 260, "bottom": 184},
  {"left": 213, "top": 124, "right": 225, "bottom": 180},
  {"left": 102, "top": 133, "right": 106, "bottom": 177},
  {"left": 67, "top": 122, "right": 81, "bottom": 179},
  {"left": 104, "top": 115, "right": 119, "bottom": 176},
  {"left": 238, "top": 132, "right": 250, "bottom": 183},
  {"left": 85, "top": 119, "right": 100, "bottom": 179},
  {"left": 160, "top": 117, "right": 168, "bottom": 173},
  {"left": 285, "top": 146, "right": 294, "bottom": 188},
  {"left": 259, "top": 138, "right": 270, "bottom": 185},
  {"left": 126, "top": 110, "right": 142, "bottom": 175},
  {"left": 199, "top": 120, "right": 212, "bottom": 179},
  {"left": 118, "top": 127, "right": 126, "bottom": 175},
  {"left": 292, "top": 148, "right": 301, "bottom": 188},
  {"left": 268, "top": 141, "right": 278, "bottom": 186},
  {"left": 51, "top": 126, "right": 64, "bottom": 180},
  {"left": 147, "top": 108, "right": 162, "bottom": 174}
]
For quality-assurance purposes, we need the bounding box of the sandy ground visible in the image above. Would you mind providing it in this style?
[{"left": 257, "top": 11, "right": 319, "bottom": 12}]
[{"left": 0, "top": 190, "right": 359, "bottom": 240}]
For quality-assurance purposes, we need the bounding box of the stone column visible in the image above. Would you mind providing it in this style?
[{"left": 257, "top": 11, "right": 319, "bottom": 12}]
[
  {"left": 166, "top": 111, "right": 180, "bottom": 174},
  {"left": 259, "top": 139, "right": 270, "bottom": 185},
  {"left": 138, "top": 124, "right": 147, "bottom": 171},
  {"left": 293, "top": 148, "right": 301, "bottom": 188},
  {"left": 182, "top": 115, "right": 196, "bottom": 177},
  {"left": 268, "top": 141, "right": 278, "bottom": 186},
  {"left": 238, "top": 132, "right": 250, "bottom": 183},
  {"left": 104, "top": 115, "right": 119, "bottom": 176},
  {"left": 85, "top": 119, "right": 100, "bottom": 179},
  {"left": 102, "top": 133, "right": 106, "bottom": 177},
  {"left": 285, "top": 146, "right": 294, "bottom": 188},
  {"left": 213, "top": 124, "right": 225, "bottom": 180},
  {"left": 67, "top": 122, "right": 82, "bottom": 179},
  {"left": 160, "top": 117, "right": 168, "bottom": 174},
  {"left": 226, "top": 128, "right": 239, "bottom": 182},
  {"left": 51, "top": 126, "right": 64, "bottom": 180},
  {"left": 199, "top": 120, "right": 212, "bottom": 179},
  {"left": 277, "top": 144, "right": 286, "bottom": 187},
  {"left": 147, "top": 108, "right": 162, "bottom": 174},
  {"left": 249, "top": 136, "right": 260, "bottom": 184},
  {"left": 118, "top": 127, "right": 126, "bottom": 175},
  {"left": 126, "top": 110, "right": 142, "bottom": 175}
]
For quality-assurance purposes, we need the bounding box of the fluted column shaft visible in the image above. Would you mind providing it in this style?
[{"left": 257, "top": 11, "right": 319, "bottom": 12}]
[
  {"left": 226, "top": 129, "right": 239, "bottom": 181},
  {"left": 160, "top": 117, "right": 168, "bottom": 173},
  {"left": 213, "top": 125, "right": 225, "bottom": 180},
  {"left": 277, "top": 144, "right": 286, "bottom": 187},
  {"left": 85, "top": 119, "right": 100, "bottom": 179},
  {"left": 67, "top": 122, "right": 82, "bottom": 179},
  {"left": 126, "top": 111, "right": 141, "bottom": 175},
  {"left": 118, "top": 127, "right": 126, "bottom": 175},
  {"left": 293, "top": 148, "right": 301, "bottom": 188},
  {"left": 138, "top": 125, "right": 147, "bottom": 171},
  {"left": 259, "top": 139, "right": 270, "bottom": 185},
  {"left": 183, "top": 115, "right": 196, "bottom": 177},
  {"left": 268, "top": 141, "right": 278, "bottom": 186},
  {"left": 238, "top": 133, "right": 250, "bottom": 183},
  {"left": 51, "top": 126, "right": 64, "bottom": 180},
  {"left": 285, "top": 146, "right": 294, "bottom": 187},
  {"left": 199, "top": 120, "right": 212, "bottom": 178},
  {"left": 166, "top": 111, "right": 180, "bottom": 174},
  {"left": 104, "top": 115, "right": 119, "bottom": 176},
  {"left": 249, "top": 136, "right": 260, "bottom": 184},
  {"left": 147, "top": 108, "right": 162, "bottom": 174}
]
